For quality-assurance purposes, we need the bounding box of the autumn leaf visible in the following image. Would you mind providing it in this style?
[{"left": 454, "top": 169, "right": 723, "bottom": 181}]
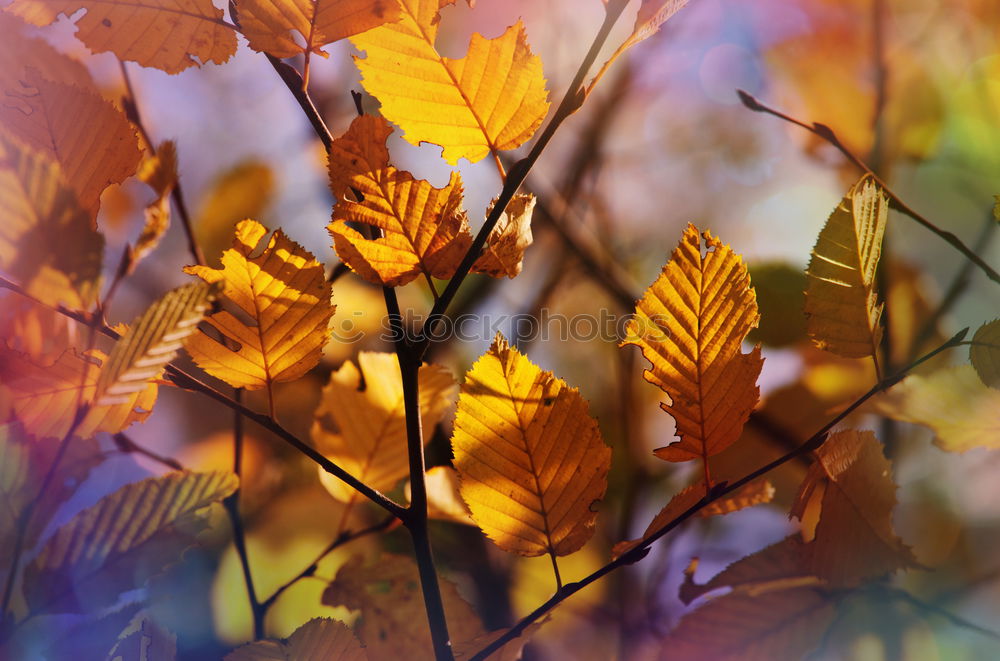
[
  {"left": 236, "top": 0, "right": 400, "bottom": 59},
  {"left": 5, "top": 0, "right": 238, "bottom": 73},
  {"left": 790, "top": 430, "right": 916, "bottom": 586},
  {"left": 970, "top": 319, "right": 1000, "bottom": 388},
  {"left": 452, "top": 333, "right": 611, "bottom": 557},
  {"left": 452, "top": 623, "right": 543, "bottom": 661},
  {"left": 662, "top": 585, "right": 837, "bottom": 661},
  {"left": 871, "top": 365, "right": 1000, "bottom": 452},
  {"left": 351, "top": 0, "right": 550, "bottom": 165},
  {"left": 0, "top": 69, "right": 141, "bottom": 219},
  {"left": 184, "top": 219, "right": 335, "bottom": 404},
  {"left": 699, "top": 479, "right": 775, "bottom": 517},
  {"left": 23, "top": 471, "right": 237, "bottom": 614},
  {"left": 805, "top": 174, "right": 888, "bottom": 359},
  {"left": 131, "top": 141, "right": 178, "bottom": 269},
  {"left": 0, "top": 346, "right": 158, "bottom": 440},
  {"left": 411, "top": 465, "right": 475, "bottom": 526},
  {"left": 312, "top": 352, "right": 456, "bottom": 502},
  {"left": 471, "top": 194, "right": 536, "bottom": 278},
  {"left": 322, "top": 553, "right": 484, "bottom": 660},
  {"left": 327, "top": 114, "right": 472, "bottom": 286},
  {"left": 0, "top": 14, "right": 95, "bottom": 93},
  {"left": 622, "top": 224, "right": 763, "bottom": 467},
  {"left": 224, "top": 618, "right": 367, "bottom": 661},
  {"left": 612, "top": 484, "right": 702, "bottom": 559},
  {"left": 194, "top": 160, "right": 275, "bottom": 267},
  {"left": 95, "top": 282, "right": 219, "bottom": 405},
  {"left": 0, "top": 134, "right": 103, "bottom": 307}
]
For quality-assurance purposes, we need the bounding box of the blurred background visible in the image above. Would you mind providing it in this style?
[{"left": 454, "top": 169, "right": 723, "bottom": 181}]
[{"left": 7, "top": 0, "right": 1000, "bottom": 658}]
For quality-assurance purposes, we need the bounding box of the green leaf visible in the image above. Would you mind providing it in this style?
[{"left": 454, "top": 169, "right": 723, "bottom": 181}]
[
  {"left": 24, "top": 471, "right": 237, "bottom": 615},
  {"left": 95, "top": 282, "right": 220, "bottom": 405},
  {"left": 970, "top": 319, "right": 1000, "bottom": 388}
]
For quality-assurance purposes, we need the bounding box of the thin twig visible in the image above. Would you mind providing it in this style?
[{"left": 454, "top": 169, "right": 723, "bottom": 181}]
[
  {"left": 120, "top": 61, "right": 206, "bottom": 267},
  {"left": 879, "top": 585, "right": 1000, "bottom": 643},
  {"left": 468, "top": 328, "right": 968, "bottom": 660},
  {"left": 111, "top": 432, "right": 185, "bottom": 471},
  {"left": 736, "top": 89, "right": 1000, "bottom": 286}
]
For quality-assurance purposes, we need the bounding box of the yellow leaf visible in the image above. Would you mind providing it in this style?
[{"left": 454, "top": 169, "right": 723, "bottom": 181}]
[
  {"left": 322, "top": 553, "right": 484, "bottom": 661},
  {"left": 24, "top": 471, "right": 237, "bottom": 614},
  {"left": 0, "top": 347, "right": 157, "bottom": 440},
  {"left": 471, "top": 194, "right": 535, "bottom": 279},
  {"left": 871, "top": 364, "right": 1000, "bottom": 453},
  {"left": 184, "top": 219, "right": 335, "bottom": 396},
  {"left": 790, "top": 430, "right": 916, "bottom": 586},
  {"left": 351, "top": 0, "right": 550, "bottom": 165},
  {"left": 96, "top": 282, "right": 219, "bottom": 405},
  {"left": 236, "top": 0, "right": 400, "bottom": 59},
  {"left": 131, "top": 142, "right": 178, "bottom": 269},
  {"left": 0, "top": 134, "right": 103, "bottom": 308},
  {"left": 452, "top": 333, "right": 611, "bottom": 557},
  {"left": 0, "top": 68, "right": 141, "bottom": 220},
  {"left": 327, "top": 115, "right": 472, "bottom": 286},
  {"left": 5, "top": 0, "right": 237, "bottom": 73},
  {"left": 805, "top": 174, "right": 888, "bottom": 359},
  {"left": 225, "top": 618, "right": 368, "bottom": 661},
  {"left": 405, "top": 465, "right": 475, "bottom": 525},
  {"left": 970, "top": 318, "right": 1000, "bottom": 388},
  {"left": 312, "top": 352, "right": 456, "bottom": 502},
  {"left": 621, "top": 223, "right": 762, "bottom": 464}
]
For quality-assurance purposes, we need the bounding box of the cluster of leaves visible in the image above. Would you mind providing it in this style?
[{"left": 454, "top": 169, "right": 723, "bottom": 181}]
[{"left": 2, "top": 0, "right": 1000, "bottom": 658}]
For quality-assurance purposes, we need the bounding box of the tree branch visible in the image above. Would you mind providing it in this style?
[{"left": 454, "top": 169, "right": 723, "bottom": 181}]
[
  {"left": 736, "top": 89, "right": 1000, "bottom": 286},
  {"left": 469, "top": 328, "right": 969, "bottom": 660}
]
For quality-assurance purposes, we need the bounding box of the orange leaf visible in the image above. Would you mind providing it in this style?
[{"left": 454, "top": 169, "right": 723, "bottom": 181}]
[
  {"left": 327, "top": 115, "right": 472, "bottom": 286},
  {"left": 236, "top": 0, "right": 401, "bottom": 58},
  {"left": 698, "top": 479, "right": 775, "bottom": 518},
  {"left": 6, "top": 0, "right": 237, "bottom": 73},
  {"left": 184, "top": 219, "right": 335, "bottom": 394},
  {"left": 225, "top": 618, "right": 368, "bottom": 661},
  {"left": 350, "top": 0, "right": 550, "bottom": 165},
  {"left": 790, "top": 430, "right": 917, "bottom": 586},
  {"left": 622, "top": 224, "right": 762, "bottom": 463},
  {"left": 470, "top": 194, "right": 535, "bottom": 279},
  {"left": 612, "top": 484, "right": 702, "bottom": 560}
]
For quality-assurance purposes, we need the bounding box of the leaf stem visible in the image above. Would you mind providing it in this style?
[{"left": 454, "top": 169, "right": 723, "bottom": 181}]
[
  {"left": 548, "top": 549, "right": 563, "bottom": 591},
  {"left": 736, "top": 89, "right": 1000, "bottom": 286},
  {"left": 467, "top": 328, "right": 969, "bottom": 660}
]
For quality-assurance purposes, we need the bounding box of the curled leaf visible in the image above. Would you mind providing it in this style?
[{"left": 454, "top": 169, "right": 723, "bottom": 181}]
[{"left": 471, "top": 194, "right": 536, "bottom": 279}]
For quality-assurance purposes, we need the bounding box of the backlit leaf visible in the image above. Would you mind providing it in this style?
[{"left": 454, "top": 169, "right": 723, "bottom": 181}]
[
  {"left": 0, "top": 134, "right": 103, "bottom": 308},
  {"left": 224, "top": 618, "right": 367, "bottom": 661},
  {"left": 621, "top": 223, "right": 762, "bottom": 464},
  {"left": 312, "top": 351, "right": 457, "bottom": 502},
  {"left": 184, "top": 219, "right": 335, "bottom": 393},
  {"left": 790, "top": 430, "right": 916, "bottom": 586},
  {"left": 95, "top": 282, "right": 219, "bottom": 405},
  {"left": 236, "top": 0, "right": 400, "bottom": 59},
  {"left": 327, "top": 115, "right": 472, "bottom": 286},
  {"left": 612, "top": 484, "right": 702, "bottom": 560},
  {"left": 871, "top": 365, "right": 1000, "bottom": 452},
  {"left": 970, "top": 319, "right": 1000, "bottom": 388},
  {"left": 194, "top": 160, "right": 275, "bottom": 268},
  {"left": 805, "top": 174, "right": 888, "bottom": 359},
  {"left": 351, "top": 0, "right": 550, "bottom": 165},
  {"left": 5, "top": 0, "right": 238, "bottom": 73},
  {"left": 0, "top": 15, "right": 94, "bottom": 91},
  {"left": 322, "top": 553, "right": 484, "bottom": 660},
  {"left": 452, "top": 333, "right": 611, "bottom": 557},
  {"left": 471, "top": 194, "right": 535, "bottom": 279},
  {"left": 24, "top": 471, "right": 237, "bottom": 614},
  {"left": 415, "top": 465, "right": 474, "bottom": 526},
  {"left": 699, "top": 479, "right": 774, "bottom": 517},
  {"left": 0, "top": 347, "right": 157, "bottom": 440},
  {"left": 0, "top": 70, "right": 141, "bottom": 219}
]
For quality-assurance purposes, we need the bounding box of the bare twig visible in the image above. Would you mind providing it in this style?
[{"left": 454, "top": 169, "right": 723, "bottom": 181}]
[
  {"left": 468, "top": 328, "right": 968, "bottom": 660},
  {"left": 878, "top": 585, "right": 1000, "bottom": 643},
  {"left": 111, "top": 433, "right": 185, "bottom": 471},
  {"left": 736, "top": 89, "right": 1000, "bottom": 286}
]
